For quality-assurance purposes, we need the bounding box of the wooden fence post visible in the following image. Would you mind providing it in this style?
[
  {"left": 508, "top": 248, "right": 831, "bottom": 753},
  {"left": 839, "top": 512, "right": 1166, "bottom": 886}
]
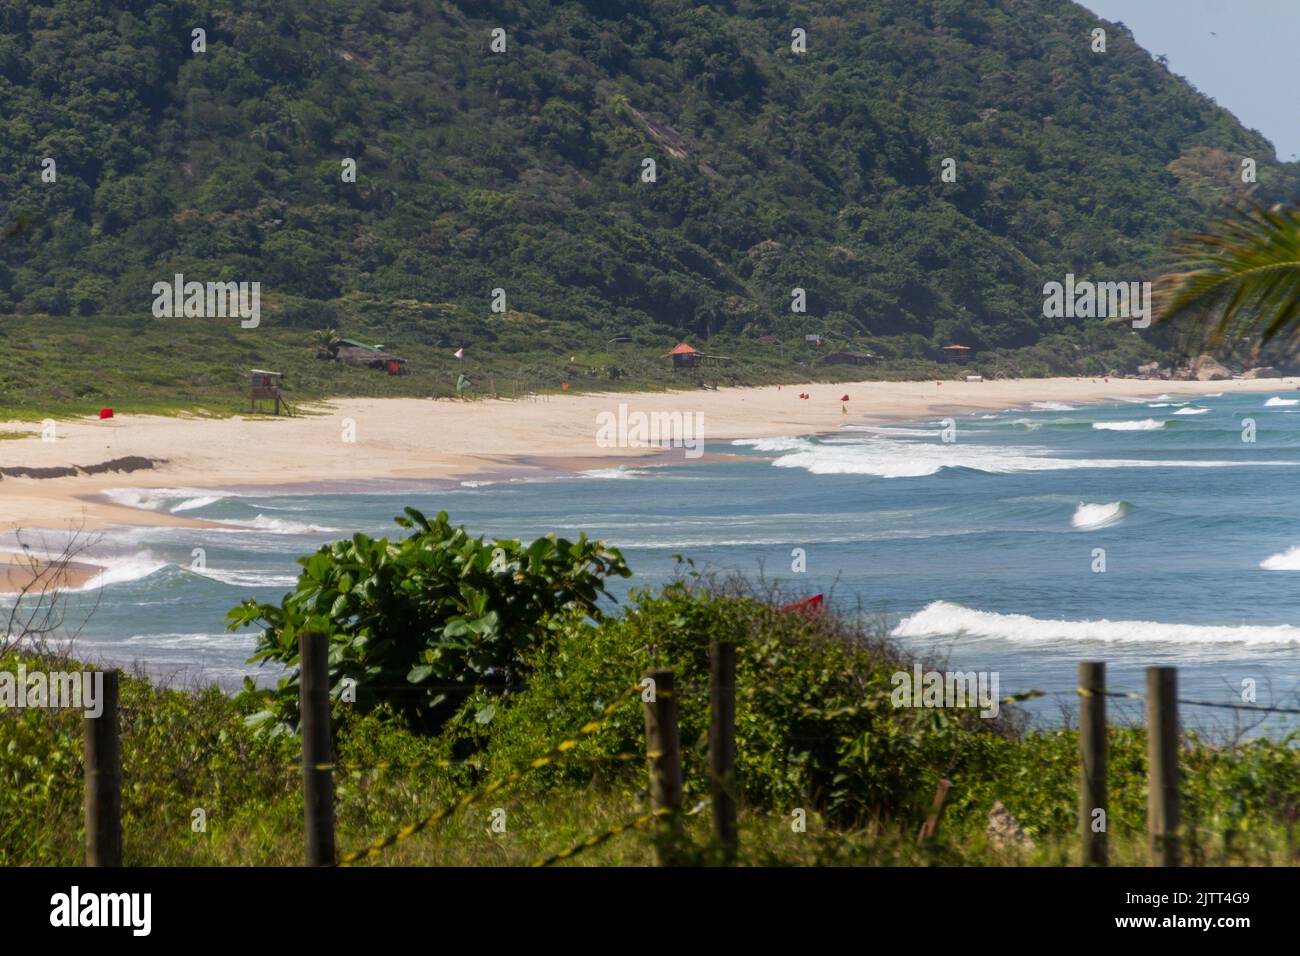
[
  {"left": 1079, "top": 661, "right": 1107, "bottom": 866},
  {"left": 917, "top": 779, "right": 952, "bottom": 846},
  {"left": 300, "top": 631, "right": 336, "bottom": 867},
  {"left": 1147, "top": 666, "right": 1180, "bottom": 867},
  {"left": 643, "top": 667, "right": 683, "bottom": 866},
  {"left": 84, "top": 670, "right": 122, "bottom": 867},
  {"left": 709, "top": 642, "right": 738, "bottom": 863}
]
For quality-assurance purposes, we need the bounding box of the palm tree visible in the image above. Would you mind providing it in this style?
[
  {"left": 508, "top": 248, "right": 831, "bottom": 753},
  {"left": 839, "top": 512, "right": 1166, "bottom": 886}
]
[
  {"left": 1155, "top": 203, "right": 1300, "bottom": 355},
  {"left": 311, "top": 327, "right": 341, "bottom": 360}
]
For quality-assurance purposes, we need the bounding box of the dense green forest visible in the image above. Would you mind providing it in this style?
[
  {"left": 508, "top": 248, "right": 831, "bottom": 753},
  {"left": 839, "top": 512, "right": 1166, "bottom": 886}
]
[{"left": 1, "top": 0, "right": 1298, "bottom": 409}]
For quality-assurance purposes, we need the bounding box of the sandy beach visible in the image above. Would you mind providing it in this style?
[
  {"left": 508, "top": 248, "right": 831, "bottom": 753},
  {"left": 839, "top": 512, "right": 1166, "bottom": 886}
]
[{"left": 0, "top": 376, "right": 1292, "bottom": 549}]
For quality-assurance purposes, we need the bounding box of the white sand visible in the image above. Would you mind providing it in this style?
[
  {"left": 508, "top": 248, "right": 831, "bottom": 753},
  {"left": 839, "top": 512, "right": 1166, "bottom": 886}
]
[{"left": 0, "top": 376, "right": 1291, "bottom": 536}]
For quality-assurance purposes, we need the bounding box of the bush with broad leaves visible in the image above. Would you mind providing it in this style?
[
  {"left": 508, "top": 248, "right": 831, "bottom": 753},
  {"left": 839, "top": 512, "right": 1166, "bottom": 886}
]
[{"left": 226, "top": 508, "right": 630, "bottom": 733}]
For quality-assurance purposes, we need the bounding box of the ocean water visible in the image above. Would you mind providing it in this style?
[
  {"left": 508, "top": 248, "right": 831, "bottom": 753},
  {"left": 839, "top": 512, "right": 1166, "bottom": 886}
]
[{"left": 11, "top": 389, "right": 1300, "bottom": 734}]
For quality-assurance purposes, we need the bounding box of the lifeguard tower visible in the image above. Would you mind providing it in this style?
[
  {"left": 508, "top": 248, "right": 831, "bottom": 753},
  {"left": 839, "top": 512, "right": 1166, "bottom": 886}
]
[{"left": 249, "top": 369, "right": 290, "bottom": 415}]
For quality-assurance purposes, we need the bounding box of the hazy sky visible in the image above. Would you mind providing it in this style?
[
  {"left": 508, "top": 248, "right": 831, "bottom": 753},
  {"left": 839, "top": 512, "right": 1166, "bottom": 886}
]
[{"left": 1082, "top": 0, "right": 1299, "bottom": 161}]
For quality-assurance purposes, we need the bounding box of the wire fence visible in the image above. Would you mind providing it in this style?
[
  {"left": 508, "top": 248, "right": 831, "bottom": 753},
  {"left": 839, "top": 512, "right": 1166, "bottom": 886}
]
[
  {"left": 74, "top": 648, "right": 1300, "bottom": 869},
  {"left": 336, "top": 682, "right": 644, "bottom": 866},
  {"left": 328, "top": 667, "right": 1300, "bottom": 866}
]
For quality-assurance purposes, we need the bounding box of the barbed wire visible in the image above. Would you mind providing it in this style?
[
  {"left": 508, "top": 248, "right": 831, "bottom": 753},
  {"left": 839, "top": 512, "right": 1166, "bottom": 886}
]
[
  {"left": 531, "top": 808, "right": 670, "bottom": 867},
  {"left": 300, "top": 750, "right": 658, "bottom": 774},
  {"left": 336, "top": 683, "right": 641, "bottom": 866},
  {"left": 532, "top": 800, "right": 710, "bottom": 867},
  {"left": 323, "top": 674, "right": 1299, "bottom": 864},
  {"left": 1081, "top": 687, "right": 1300, "bottom": 716}
]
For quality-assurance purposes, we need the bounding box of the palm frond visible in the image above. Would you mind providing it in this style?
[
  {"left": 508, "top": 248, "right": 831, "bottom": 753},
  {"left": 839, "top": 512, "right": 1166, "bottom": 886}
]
[{"left": 1154, "top": 203, "right": 1300, "bottom": 350}]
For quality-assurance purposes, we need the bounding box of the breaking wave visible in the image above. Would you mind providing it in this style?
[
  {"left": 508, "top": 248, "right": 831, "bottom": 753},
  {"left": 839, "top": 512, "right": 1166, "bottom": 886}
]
[
  {"left": 892, "top": 601, "right": 1300, "bottom": 646},
  {"left": 1091, "top": 419, "right": 1166, "bottom": 431},
  {"left": 1071, "top": 501, "right": 1130, "bottom": 530},
  {"left": 1260, "top": 546, "right": 1300, "bottom": 571},
  {"left": 764, "top": 437, "right": 1296, "bottom": 478}
]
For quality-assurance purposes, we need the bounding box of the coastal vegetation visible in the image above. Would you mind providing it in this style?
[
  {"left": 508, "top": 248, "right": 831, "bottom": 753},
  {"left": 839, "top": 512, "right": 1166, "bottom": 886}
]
[
  {"left": 4, "top": 0, "right": 1300, "bottom": 417},
  {"left": 5, "top": 0, "right": 1300, "bottom": 870},
  {"left": 1155, "top": 202, "right": 1300, "bottom": 353},
  {"left": 3, "top": 516, "right": 1298, "bottom": 866}
]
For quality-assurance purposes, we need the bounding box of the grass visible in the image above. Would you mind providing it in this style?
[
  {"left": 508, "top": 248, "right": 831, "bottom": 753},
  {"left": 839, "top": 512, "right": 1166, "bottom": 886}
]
[
  {"left": 0, "top": 312, "right": 1159, "bottom": 421},
  {"left": 3, "top": 643, "right": 1298, "bottom": 867}
]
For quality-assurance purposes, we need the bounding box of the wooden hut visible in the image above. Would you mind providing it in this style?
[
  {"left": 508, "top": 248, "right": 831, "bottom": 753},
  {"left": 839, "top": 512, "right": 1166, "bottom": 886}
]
[
  {"left": 941, "top": 344, "right": 973, "bottom": 364},
  {"left": 667, "top": 343, "right": 702, "bottom": 371},
  {"left": 335, "top": 338, "right": 408, "bottom": 374}
]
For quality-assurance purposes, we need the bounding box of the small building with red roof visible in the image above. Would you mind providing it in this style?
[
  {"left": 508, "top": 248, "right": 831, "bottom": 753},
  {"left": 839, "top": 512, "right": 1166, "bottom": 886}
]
[{"left": 667, "top": 342, "right": 702, "bottom": 370}]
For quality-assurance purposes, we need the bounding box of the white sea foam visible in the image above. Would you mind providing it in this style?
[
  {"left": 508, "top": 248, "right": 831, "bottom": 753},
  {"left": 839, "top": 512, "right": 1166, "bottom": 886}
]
[
  {"left": 103, "top": 487, "right": 240, "bottom": 511},
  {"left": 842, "top": 424, "right": 942, "bottom": 438},
  {"left": 731, "top": 437, "right": 815, "bottom": 452},
  {"left": 769, "top": 441, "right": 1050, "bottom": 477},
  {"left": 1173, "top": 407, "right": 1210, "bottom": 416},
  {"left": 766, "top": 437, "right": 1299, "bottom": 477},
  {"left": 170, "top": 495, "right": 225, "bottom": 513},
  {"left": 119, "top": 631, "right": 257, "bottom": 649},
  {"left": 1030, "top": 401, "right": 1077, "bottom": 411},
  {"left": 70, "top": 554, "right": 171, "bottom": 591},
  {"left": 581, "top": 467, "right": 650, "bottom": 480},
  {"left": 212, "top": 515, "right": 338, "bottom": 535},
  {"left": 1265, "top": 397, "right": 1300, "bottom": 407},
  {"left": 1071, "top": 501, "right": 1129, "bottom": 530},
  {"left": 1260, "top": 546, "right": 1300, "bottom": 571},
  {"left": 892, "top": 601, "right": 1300, "bottom": 646},
  {"left": 187, "top": 567, "right": 300, "bottom": 588},
  {"left": 1091, "top": 419, "right": 1166, "bottom": 431}
]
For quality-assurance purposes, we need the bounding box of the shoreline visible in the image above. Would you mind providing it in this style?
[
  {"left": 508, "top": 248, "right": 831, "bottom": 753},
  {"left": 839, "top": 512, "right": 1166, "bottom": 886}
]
[{"left": 0, "top": 377, "right": 1292, "bottom": 565}]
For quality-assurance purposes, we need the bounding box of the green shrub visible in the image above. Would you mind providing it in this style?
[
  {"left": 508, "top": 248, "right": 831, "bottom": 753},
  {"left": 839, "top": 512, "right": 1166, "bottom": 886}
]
[
  {"left": 474, "top": 573, "right": 1019, "bottom": 826},
  {"left": 227, "top": 509, "right": 630, "bottom": 733}
]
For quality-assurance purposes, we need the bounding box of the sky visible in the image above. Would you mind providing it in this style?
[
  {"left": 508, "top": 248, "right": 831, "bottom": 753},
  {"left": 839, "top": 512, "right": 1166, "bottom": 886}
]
[{"left": 1081, "top": 0, "right": 1300, "bottom": 161}]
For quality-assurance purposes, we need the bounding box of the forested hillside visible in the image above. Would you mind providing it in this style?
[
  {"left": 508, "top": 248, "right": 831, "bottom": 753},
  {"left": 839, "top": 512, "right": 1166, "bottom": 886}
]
[{"left": 1, "top": 0, "right": 1297, "bottom": 402}]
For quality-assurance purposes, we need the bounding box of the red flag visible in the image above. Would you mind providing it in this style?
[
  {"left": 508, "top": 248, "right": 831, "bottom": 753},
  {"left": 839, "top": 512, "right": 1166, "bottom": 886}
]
[{"left": 98, "top": 408, "right": 114, "bottom": 419}]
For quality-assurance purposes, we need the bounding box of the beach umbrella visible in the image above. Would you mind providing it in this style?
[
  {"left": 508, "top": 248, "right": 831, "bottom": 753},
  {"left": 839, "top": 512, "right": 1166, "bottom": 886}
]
[
  {"left": 98, "top": 408, "right": 114, "bottom": 419},
  {"left": 840, "top": 394, "right": 849, "bottom": 402}
]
